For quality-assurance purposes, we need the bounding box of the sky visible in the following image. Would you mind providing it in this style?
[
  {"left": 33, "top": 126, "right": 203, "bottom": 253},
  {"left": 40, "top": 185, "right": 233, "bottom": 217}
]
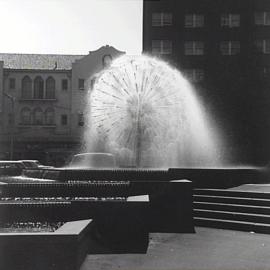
[{"left": 0, "top": 0, "right": 143, "bottom": 55}]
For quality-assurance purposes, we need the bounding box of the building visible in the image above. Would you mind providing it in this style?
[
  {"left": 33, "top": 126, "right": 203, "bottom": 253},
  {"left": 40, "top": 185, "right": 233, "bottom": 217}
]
[
  {"left": 143, "top": 0, "right": 270, "bottom": 164},
  {"left": 0, "top": 46, "right": 124, "bottom": 166}
]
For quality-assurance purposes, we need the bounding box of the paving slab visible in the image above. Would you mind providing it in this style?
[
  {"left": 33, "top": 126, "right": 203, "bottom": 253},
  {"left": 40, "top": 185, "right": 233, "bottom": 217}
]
[{"left": 80, "top": 227, "right": 270, "bottom": 270}]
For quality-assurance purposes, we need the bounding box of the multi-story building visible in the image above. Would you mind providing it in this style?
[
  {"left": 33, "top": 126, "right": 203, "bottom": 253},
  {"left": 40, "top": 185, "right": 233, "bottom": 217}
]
[
  {"left": 143, "top": 0, "right": 270, "bottom": 164},
  {"left": 0, "top": 46, "right": 124, "bottom": 166}
]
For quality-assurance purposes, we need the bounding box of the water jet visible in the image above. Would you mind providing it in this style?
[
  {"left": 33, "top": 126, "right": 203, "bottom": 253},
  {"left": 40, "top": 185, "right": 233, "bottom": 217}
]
[{"left": 85, "top": 55, "right": 223, "bottom": 168}]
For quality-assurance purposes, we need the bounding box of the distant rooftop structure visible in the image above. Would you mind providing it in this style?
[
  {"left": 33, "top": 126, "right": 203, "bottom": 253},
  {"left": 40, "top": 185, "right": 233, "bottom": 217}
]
[
  {"left": 0, "top": 53, "right": 85, "bottom": 70},
  {"left": 0, "top": 45, "right": 126, "bottom": 71}
]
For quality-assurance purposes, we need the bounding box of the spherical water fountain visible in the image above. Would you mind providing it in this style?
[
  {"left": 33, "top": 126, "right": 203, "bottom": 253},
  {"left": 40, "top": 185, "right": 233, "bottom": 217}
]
[{"left": 85, "top": 55, "right": 223, "bottom": 168}]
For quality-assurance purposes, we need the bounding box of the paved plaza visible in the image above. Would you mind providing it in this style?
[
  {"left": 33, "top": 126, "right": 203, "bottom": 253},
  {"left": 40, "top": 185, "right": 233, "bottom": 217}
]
[{"left": 81, "top": 227, "right": 270, "bottom": 270}]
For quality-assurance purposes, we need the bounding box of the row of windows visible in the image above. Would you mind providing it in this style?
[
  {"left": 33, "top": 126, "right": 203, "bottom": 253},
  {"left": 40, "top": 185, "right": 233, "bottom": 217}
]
[
  {"left": 20, "top": 107, "right": 56, "bottom": 125},
  {"left": 9, "top": 76, "right": 89, "bottom": 95},
  {"left": 16, "top": 108, "right": 84, "bottom": 127},
  {"left": 152, "top": 40, "right": 270, "bottom": 55},
  {"left": 9, "top": 76, "right": 69, "bottom": 98},
  {"left": 19, "top": 108, "right": 69, "bottom": 126},
  {"left": 184, "top": 67, "right": 270, "bottom": 82},
  {"left": 184, "top": 69, "right": 205, "bottom": 82},
  {"left": 21, "top": 76, "right": 56, "bottom": 99},
  {"left": 152, "top": 12, "right": 270, "bottom": 27},
  {"left": 78, "top": 78, "right": 97, "bottom": 91}
]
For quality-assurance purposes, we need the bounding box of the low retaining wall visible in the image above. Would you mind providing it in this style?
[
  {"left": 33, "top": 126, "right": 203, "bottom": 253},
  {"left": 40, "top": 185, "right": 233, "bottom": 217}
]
[
  {"left": 0, "top": 219, "right": 92, "bottom": 270},
  {"left": 88, "top": 195, "right": 150, "bottom": 254},
  {"left": 22, "top": 168, "right": 169, "bottom": 182},
  {"left": 22, "top": 167, "right": 268, "bottom": 188},
  {"left": 169, "top": 168, "right": 265, "bottom": 188},
  {"left": 0, "top": 181, "right": 131, "bottom": 197},
  {"left": 148, "top": 180, "right": 194, "bottom": 233}
]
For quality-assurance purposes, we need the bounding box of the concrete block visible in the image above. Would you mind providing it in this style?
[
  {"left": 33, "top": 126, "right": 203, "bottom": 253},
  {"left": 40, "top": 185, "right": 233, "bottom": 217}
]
[
  {"left": 148, "top": 180, "right": 195, "bottom": 233},
  {"left": 0, "top": 219, "right": 92, "bottom": 270}
]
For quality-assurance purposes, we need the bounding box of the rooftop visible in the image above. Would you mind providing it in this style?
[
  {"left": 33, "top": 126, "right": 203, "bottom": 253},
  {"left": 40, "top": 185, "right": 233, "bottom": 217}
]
[{"left": 0, "top": 53, "right": 85, "bottom": 70}]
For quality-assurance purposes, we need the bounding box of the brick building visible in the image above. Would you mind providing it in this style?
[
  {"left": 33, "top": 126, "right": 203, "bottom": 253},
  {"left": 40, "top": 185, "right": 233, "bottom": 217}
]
[
  {"left": 143, "top": 0, "right": 270, "bottom": 164},
  {"left": 0, "top": 46, "right": 124, "bottom": 166}
]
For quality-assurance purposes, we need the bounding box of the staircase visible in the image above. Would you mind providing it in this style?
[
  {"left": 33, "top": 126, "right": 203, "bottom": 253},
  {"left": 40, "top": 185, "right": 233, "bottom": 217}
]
[{"left": 193, "top": 189, "right": 270, "bottom": 234}]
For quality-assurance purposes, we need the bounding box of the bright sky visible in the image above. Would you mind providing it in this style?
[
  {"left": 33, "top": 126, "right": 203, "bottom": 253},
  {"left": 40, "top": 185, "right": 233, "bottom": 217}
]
[{"left": 0, "top": 0, "right": 143, "bottom": 55}]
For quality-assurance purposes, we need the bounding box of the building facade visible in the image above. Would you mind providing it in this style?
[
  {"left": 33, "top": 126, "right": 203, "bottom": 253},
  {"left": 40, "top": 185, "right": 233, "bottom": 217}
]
[
  {"left": 143, "top": 0, "right": 270, "bottom": 164},
  {"left": 0, "top": 46, "right": 124, "bottom": 166}
]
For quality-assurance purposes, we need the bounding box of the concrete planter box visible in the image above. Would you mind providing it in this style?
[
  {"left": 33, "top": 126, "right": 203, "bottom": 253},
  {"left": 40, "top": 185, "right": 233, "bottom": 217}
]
[{"left": 0, "top": 219, "right": 92, "bottom": 270}]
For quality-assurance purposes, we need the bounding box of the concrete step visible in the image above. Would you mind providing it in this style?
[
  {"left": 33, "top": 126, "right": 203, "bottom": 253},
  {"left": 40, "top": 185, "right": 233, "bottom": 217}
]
[
  {"left": 194, "top": 209, "right": 270, "bottom": 224},
  {"left": 193, "top": 201, "right": 270, "bottom": 215},
  {"left": 193, "top": 189, "right": 270, "bottom": 233},
  {"left": 194, "top": 189, "right": 270, "bottom": 199},
  {"left": 194, "top": 217, "right": 270, "bottom": 234},
  {"left": 194, "top": 194, "right": 270, "bottom": 207}
]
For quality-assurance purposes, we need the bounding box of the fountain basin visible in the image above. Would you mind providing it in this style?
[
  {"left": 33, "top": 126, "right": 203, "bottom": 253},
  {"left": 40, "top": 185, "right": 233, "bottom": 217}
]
[{"left": 20, "top": 166, "right": 266, "bottom": 188}]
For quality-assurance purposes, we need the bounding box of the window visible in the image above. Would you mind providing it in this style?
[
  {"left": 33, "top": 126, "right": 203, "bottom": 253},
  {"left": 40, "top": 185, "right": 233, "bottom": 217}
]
[
  {"left": 152, "top": 12, "right": 172, "bottom": 26},
  {"left": 255, "top": 12, "right": 270, "bottom": 25},
  {"left": 184, "top": 41, "right": 204, "bottom": 55},
  {"left": 185, "top": 69, "right": 205, "bottom": 82},
  {"left": 21, "top": 76, "right": 32, "bottom": 99},
  {"left": 20, "top": 107, "right": 31, "bottom": 125},
  {"left": 255, "top": 39, "right": 270, "bottom": 54},
  {"left": 78, "top": 113, "right": 84, "bottom": 126},
  {"left": 152, "top": 40, "right": 172, "bottom": 55},
  {"left": 221, "top": 14, "right": 240, "bottom": 27},
  {"left": 102, "top": 54, "right": 113, "bottom": 68},
  {"left": 61, "top": 114, "right": 68, "bottom": 125},
  {"left": 34, "top": 76, "right": 44, "bottom": 99},
  {"left": 62, "top": 79, "right": 68, "bottom": 90},
  {"left": 9, "top": 78, "right": 16, "bottom": 90},
  {"left": 44, "top": 108, "right": 55, "bottom": 125},
  {"left": 78, "top": 79, "right": 85, "bottom": 90},
  {"left": 220, "top": 41, "right": 240, "bottom": 55},
  {"left": 185, "top": 14, "right": 204, "bottom": 28},
  {"left": 8, "top": 113, "right": 13, "bottom": 126},
  {"left": 90, "top": 78, "right": 96, "bottom": 89},
  {"left": 45, "top": 77, "right": 55, "bottom": 99},
  {"left": 260, "top": 67, "right": 270, "bottom": 78},
  {"left": 33, "top": 108, "right": 43, "bottom": 125}
]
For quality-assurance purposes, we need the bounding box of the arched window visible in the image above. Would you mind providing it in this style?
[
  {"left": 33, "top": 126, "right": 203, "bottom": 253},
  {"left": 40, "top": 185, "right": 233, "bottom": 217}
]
[
  {"left": 21, "top": 76, "right": 32, "bottom": 99},
  {"left": 33, "top": 107, "right": 43, "bottom": 125},
  {"left": 44, "top": 107, "right": 55, "bottom": 125},
  {"left": 20, "top": 107, "right": 31, "bottom": 125},
  {"left": 34, "top": 76, "right": 44, "bottom": 99},
  {"left": 45, "top": 77, "right": 55, "bottom": 99},
  {"left": 102, "top": 54, "right": 112, "bottom": 68}
]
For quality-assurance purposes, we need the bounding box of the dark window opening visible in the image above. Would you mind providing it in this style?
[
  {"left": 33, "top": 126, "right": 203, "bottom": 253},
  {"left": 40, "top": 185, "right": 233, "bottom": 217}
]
[
  {"left": 78, "top": 113, "right": 84, "bottom": 126},
  {"left": 62, "top": 79, "right": 68, "bottom": 90},
  {"left": 9, "top": 78, "right": 16, "bottom": 90},
  {"left": 21, "top": 76, "right": 32, "bottom": 99},
  {"left": 45, "top": 108, "right": 55, "bottom": 125},
  {"left": 79, "top": 79, "right": 85, "bottom": 90},
  {"left": 34, "top": 76, "right": 44, "bottom": 99},
  {"left": 33, "top": 108, "right": 43, "bottom": 125},
  {"left": 45, "top": 77, "right": 55, "bottom": 99},
  {"left": 61, "top": 114, "right": 68, "bottom": 125},
  {"left": 21, "top": 108, "right": 31, "bottom": 125}
]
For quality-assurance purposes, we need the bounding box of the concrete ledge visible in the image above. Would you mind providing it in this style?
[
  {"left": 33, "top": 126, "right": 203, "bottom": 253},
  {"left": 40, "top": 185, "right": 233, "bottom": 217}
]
[
  {"left": 0, "top": 219, "right": 92, "bottom": 270},
  {"left": 148, "top": 180, "right": 195, "bottom": 233},
  {"left": 169, "top": 168, "right": 265, "bottom": 188},
  {"left": 88, "top": 195, "right": 150, "bottom": 254}
]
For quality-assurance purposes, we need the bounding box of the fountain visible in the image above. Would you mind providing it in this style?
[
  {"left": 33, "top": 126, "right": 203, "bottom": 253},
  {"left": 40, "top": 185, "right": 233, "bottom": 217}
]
[
  {"left": 84, "top": 55, "right": 224, "bottom": 168},
  {"left": 1, "top": 55, "right": 267, "bottom": 270}
]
